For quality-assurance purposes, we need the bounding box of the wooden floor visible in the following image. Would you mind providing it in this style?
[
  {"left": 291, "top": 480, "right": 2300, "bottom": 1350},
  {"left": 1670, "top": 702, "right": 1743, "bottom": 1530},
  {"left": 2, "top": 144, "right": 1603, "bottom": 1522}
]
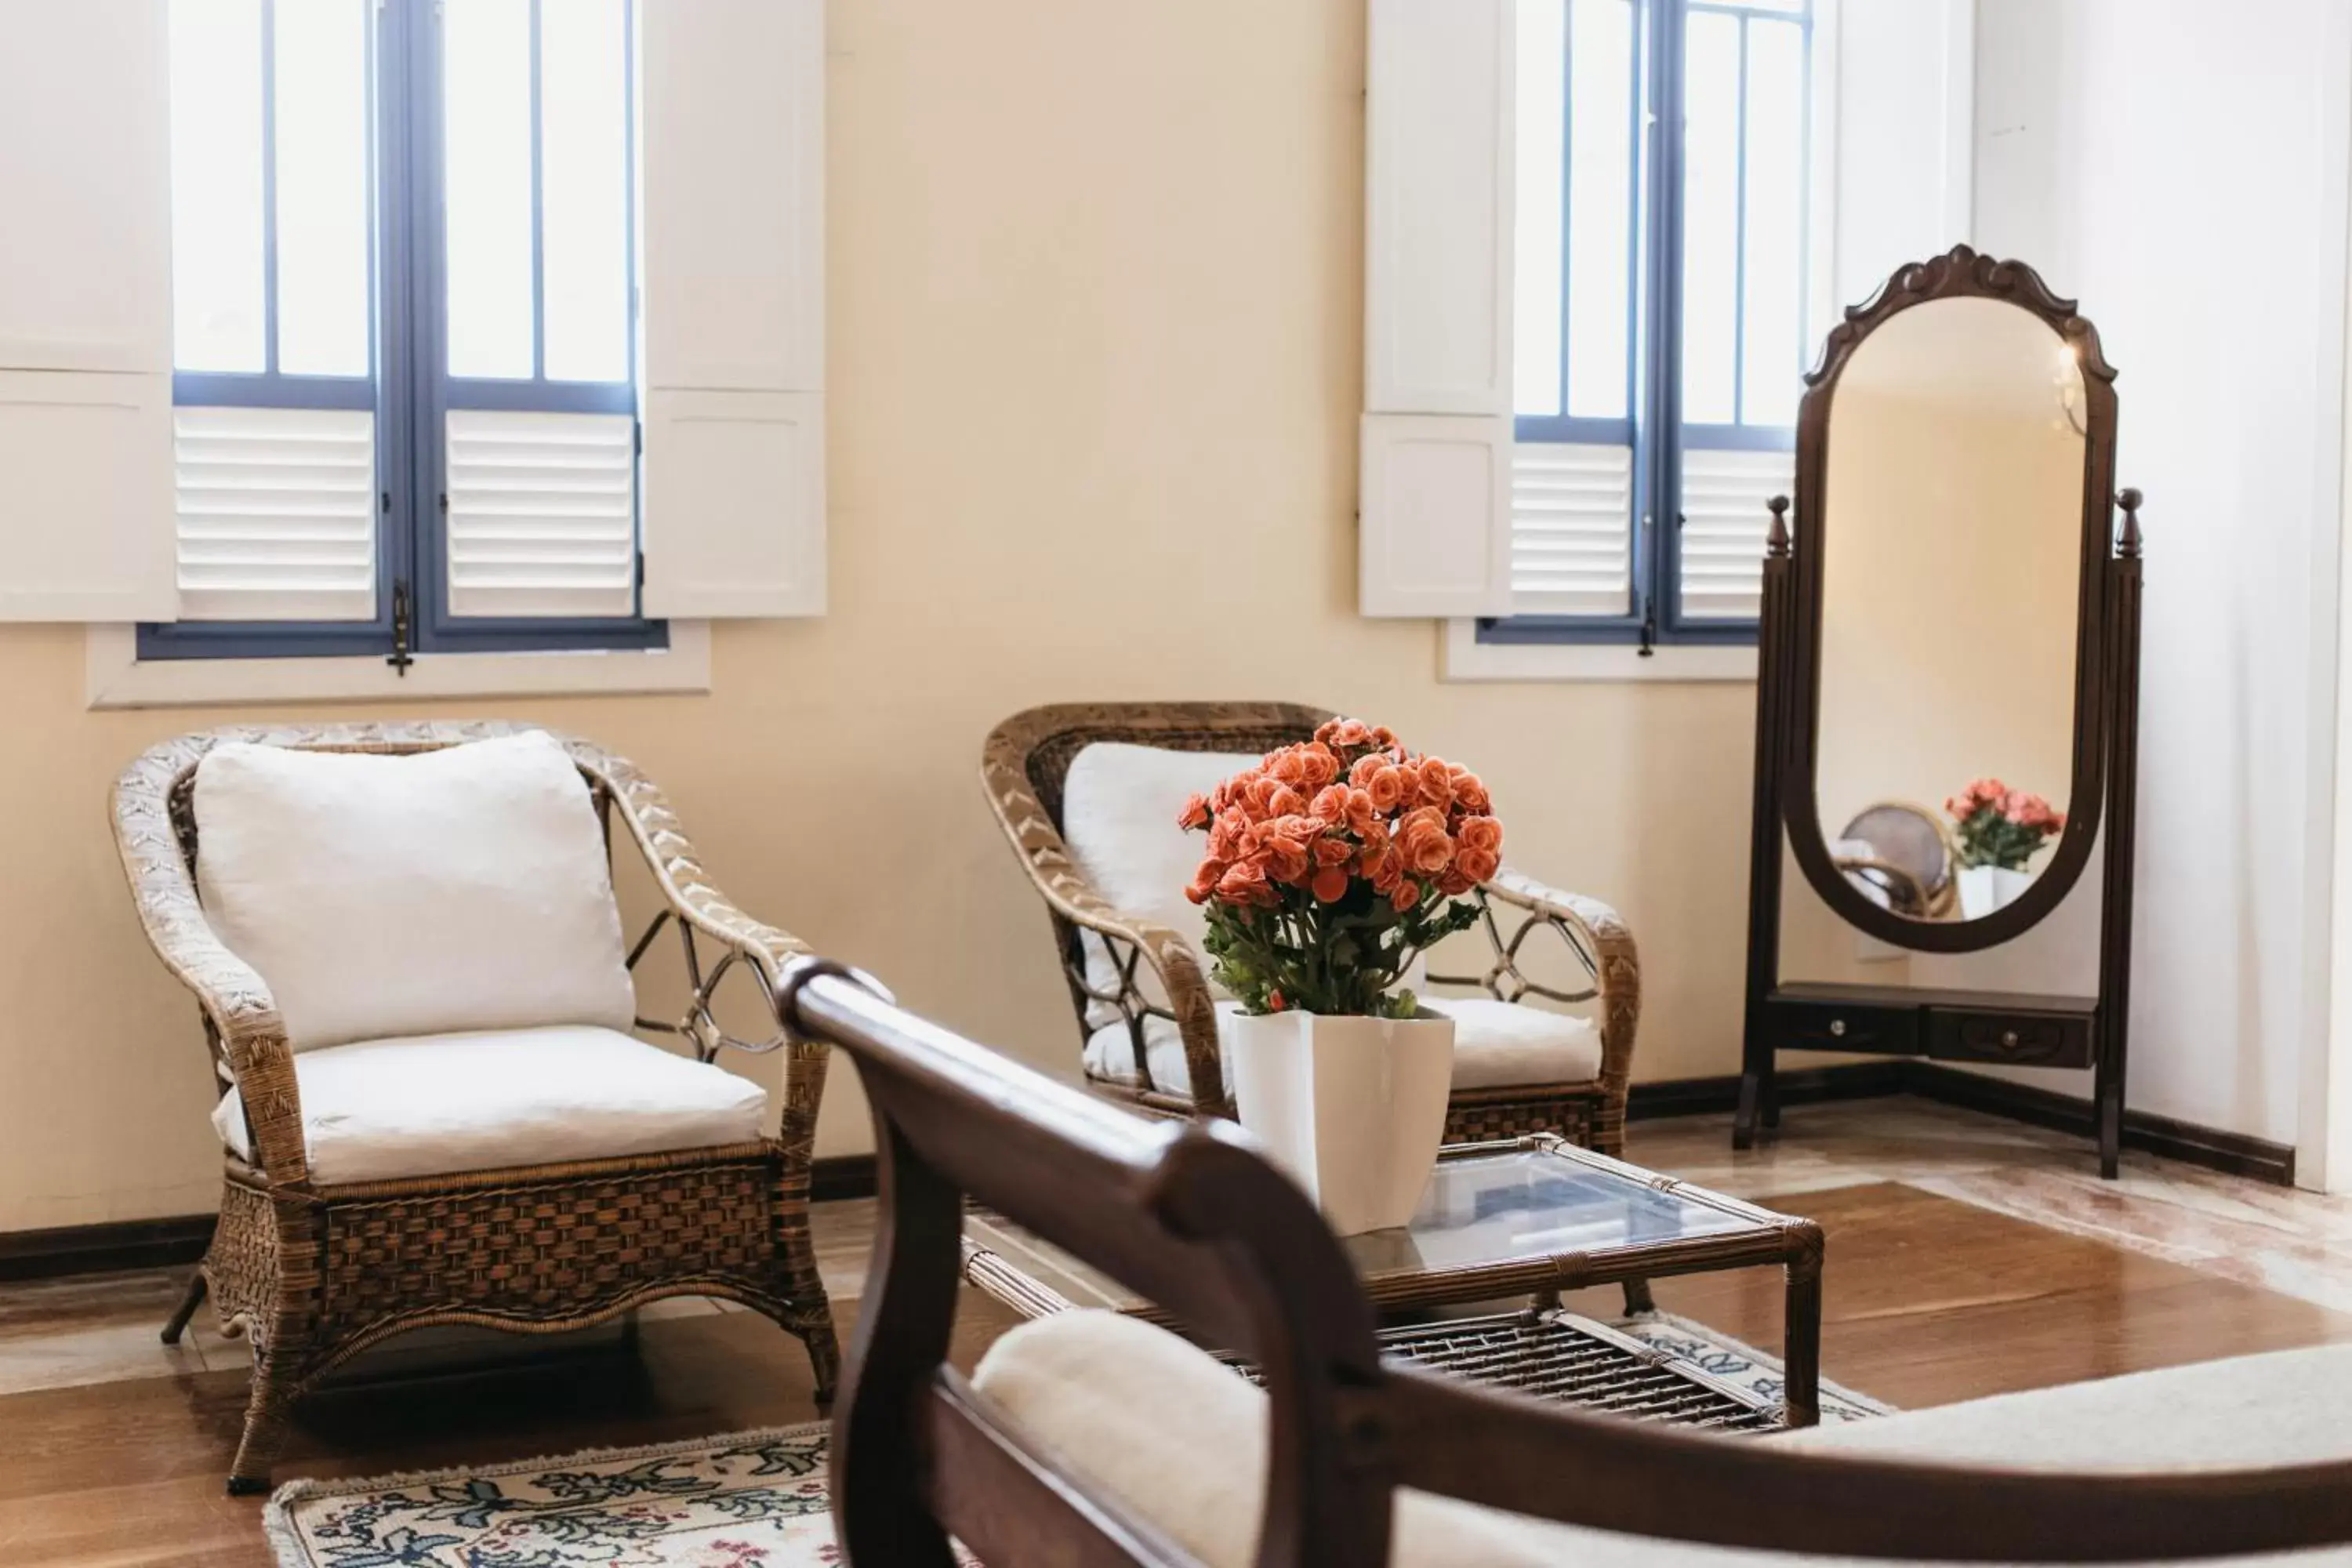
[{"left": 4, "top": 1105, "right": 2350, "bottom": 1565}]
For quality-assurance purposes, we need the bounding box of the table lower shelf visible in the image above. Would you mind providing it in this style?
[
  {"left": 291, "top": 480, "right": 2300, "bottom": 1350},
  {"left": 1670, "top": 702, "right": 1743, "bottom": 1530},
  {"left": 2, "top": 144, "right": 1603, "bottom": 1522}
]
[{"left": 1235, "top": 1309, "right": 1785, "bottom": 1434}]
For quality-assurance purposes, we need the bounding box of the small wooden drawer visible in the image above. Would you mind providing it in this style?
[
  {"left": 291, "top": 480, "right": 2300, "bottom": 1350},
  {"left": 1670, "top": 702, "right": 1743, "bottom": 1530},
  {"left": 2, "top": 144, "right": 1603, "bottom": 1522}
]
[
  {"left": 1764, "top": 998, "right": 1919, "bottom": 1056},
  {"left": 1926, "top": 1009, "right": 2092, "bottom": 1069}
]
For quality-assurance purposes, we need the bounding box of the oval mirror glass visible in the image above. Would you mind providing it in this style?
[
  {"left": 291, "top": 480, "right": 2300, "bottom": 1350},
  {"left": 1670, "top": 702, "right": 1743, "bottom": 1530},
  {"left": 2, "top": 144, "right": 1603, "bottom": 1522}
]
[{"left": 1813, "top": 296, "right": 2086, "bottom": 924}]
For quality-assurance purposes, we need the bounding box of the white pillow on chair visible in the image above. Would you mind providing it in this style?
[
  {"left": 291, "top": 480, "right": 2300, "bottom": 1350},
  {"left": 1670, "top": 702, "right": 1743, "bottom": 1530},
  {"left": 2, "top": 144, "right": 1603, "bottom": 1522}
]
[
  {"left": 1060, "top": 742, "right": 1262, "bottom": 1014},
  {"left": 194, "top": 730, "right": 637, "bottom": 1052}
]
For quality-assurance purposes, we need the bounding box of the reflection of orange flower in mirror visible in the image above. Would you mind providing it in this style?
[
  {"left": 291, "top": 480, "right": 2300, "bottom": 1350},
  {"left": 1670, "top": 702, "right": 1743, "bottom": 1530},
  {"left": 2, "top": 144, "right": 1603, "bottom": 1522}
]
[{"left": 1945, "top": 775, "right": 2063, "bottom": 871}]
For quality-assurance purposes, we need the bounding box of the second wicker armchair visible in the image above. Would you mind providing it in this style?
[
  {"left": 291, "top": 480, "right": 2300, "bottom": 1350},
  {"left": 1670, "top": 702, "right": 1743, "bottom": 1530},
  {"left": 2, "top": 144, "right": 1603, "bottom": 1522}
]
[{"left": 981, "top": 702, "right": 1640, "bottom": 1154}]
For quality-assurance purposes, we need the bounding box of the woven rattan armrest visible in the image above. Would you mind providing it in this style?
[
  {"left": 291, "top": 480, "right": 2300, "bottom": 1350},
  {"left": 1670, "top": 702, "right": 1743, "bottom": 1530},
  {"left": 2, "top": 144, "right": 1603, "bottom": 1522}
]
[
  {"left": 978, "top": 739, "right": 1231, "bottom": 1120},
  {"left": 1479, "top": 866, "right": 1642, "bottom": 1101},
  {"left": 557, "top": 739, "right": 837, "bottom": 1162},
  {"left": 114, "top": 739, "right": 312, "bottom": 1188}
]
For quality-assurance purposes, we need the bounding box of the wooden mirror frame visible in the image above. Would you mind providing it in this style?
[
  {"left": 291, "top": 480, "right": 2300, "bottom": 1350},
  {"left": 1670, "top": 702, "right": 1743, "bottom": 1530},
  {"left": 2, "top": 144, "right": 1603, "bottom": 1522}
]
[{"left": 1779, "top": 245, "right": 2120, "bottom": 954}]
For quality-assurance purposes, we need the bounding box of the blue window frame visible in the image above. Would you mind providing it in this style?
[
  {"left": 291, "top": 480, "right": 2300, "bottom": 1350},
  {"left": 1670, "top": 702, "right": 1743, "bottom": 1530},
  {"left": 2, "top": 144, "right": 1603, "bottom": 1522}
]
[
  {"left": 1487, "top": 0, "right": 1813, "bottom": 652},
  {"left": 147, "top": 0, "right": 662, "bottom": 665}
]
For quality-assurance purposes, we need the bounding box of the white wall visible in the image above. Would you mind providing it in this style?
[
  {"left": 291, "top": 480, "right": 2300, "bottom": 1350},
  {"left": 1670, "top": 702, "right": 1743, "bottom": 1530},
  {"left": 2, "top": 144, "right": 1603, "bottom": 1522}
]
[{"left": 1975, "top": 0, "right": 2352, "bottom": 1149}]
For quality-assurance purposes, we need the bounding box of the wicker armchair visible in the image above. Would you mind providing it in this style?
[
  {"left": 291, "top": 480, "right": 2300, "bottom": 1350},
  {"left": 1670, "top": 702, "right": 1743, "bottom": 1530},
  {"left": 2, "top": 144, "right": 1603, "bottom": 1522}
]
[
  {"left": 980, "top": 702, "right": 1640, "bottom": 1154},
  {"left": 113, "top": 721, "right": 837, "bottom": 1494}
]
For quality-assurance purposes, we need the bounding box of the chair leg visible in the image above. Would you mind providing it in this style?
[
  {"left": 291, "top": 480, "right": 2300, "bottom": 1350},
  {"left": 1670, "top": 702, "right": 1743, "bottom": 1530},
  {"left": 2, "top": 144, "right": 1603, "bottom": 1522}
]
[
  {"left": 227, "top": 1338, "right": 306, "bottom": 1496},
  {"left": 750, "top": 1297, "right": 840, "bottom": 1404},
  {"left": 802, "top": 1307, "right": 841, "bottom": 1404},
  {"left": 162, "top": 1269, "right": 208, "bottom": 1345},
  {"left": 1621, "top": 1279, "right": 1657, "bottom": 1316}
]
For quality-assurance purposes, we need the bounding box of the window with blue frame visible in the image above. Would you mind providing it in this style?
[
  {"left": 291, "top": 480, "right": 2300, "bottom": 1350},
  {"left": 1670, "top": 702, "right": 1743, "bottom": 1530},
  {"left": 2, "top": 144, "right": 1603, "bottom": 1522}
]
[
  {"left": 149, "top": 0, "right": 660, "bottom": 665},
  {"left": 1492, "top": 0, "right": 1812, "bottom": 651}
]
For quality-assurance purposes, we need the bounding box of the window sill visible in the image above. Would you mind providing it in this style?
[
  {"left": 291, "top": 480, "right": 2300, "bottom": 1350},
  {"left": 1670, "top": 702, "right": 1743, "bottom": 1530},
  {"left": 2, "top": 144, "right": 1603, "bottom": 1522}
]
[
  {"left": 84, "top": 622, "right": 712, "bottom": 710},
  {"left": 1440, "top": 619, "right": 1758, "bottom": 683}
]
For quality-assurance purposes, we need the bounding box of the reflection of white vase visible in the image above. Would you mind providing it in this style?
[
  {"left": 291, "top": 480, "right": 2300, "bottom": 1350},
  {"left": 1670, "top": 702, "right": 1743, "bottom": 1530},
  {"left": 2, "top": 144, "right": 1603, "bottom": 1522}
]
[
  {"left": 1225, "top": 1010, "right": 1455, "bottom": 1236},
  {"left": 1958, "top": 864, "right": 2031, "bottom": 920}
]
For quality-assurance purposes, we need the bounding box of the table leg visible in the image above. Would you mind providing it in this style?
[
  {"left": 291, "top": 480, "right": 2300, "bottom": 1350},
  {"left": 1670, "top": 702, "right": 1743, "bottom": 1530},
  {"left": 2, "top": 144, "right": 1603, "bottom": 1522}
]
[
  {"left": 1783, "top": 1254, "right": 1822, "bottom": 1428},
  {"left": 1620, "top": 1279, "right": 1655, "bottom": 1315}
]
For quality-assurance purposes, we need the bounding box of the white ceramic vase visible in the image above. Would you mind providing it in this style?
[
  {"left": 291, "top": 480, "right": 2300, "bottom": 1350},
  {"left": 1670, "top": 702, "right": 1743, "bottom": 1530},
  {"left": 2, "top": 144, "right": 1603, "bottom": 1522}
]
[
  {"left": 1224, "top": 1009, "right": 1456, "bottom": 1236},
  {"left": 1957, "top": 864, "right": 2031, "bottom": 920}
]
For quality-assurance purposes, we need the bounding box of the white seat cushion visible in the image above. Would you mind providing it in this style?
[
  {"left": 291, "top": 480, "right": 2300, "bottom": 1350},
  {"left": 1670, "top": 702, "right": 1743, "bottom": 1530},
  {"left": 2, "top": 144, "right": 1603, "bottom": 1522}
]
[
  {"left": 194, "top": 731, "right": 636, "bottom": 1052},
  {"left": 1084, "top": 998, "right": 1602, "bottom": 1098},
  {"left": 1059, "top": 742, "right": 1262, "bottom": 1017},
  {"left": 972, "top": 1308, "right": 2352, "bottom": 1568},
  {"left": 210, "top": 1025, "right": 768, "bottom": 1185}
]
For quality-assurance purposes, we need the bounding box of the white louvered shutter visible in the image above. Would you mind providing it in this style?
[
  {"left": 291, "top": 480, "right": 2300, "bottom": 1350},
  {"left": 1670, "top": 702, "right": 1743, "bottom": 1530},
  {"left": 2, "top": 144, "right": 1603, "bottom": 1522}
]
[
  {"left": 0, "top": 0, "right": 173, "bottom": 622},
  {"left": 638, "top": 0, "right": 826, "bottom": 619},
  {"left": 174, "top": 407, "right": 376, "bottom": 621},
  {"left": 445, "top": 411, "right": 637, "bottom": 619},
  {"left": 1357, "top": 0, "right": 1515, "bottom": 618},
  {"left": 1509, "top": 443, "right": 1632, "bottom": 617},
  {"left": 1678, "top": 447, "right": 1795, "bottom": 621}
]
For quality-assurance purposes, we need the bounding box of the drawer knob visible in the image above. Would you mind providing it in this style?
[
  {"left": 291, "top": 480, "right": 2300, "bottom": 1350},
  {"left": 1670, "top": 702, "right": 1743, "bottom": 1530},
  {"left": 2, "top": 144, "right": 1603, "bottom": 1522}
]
[
  {"left": 1828, "top": 1018, "right": 1847, "bottom": 1038},
  {"left": 2001, "top": 1029, "right": 2021, "bottom": 1049}
]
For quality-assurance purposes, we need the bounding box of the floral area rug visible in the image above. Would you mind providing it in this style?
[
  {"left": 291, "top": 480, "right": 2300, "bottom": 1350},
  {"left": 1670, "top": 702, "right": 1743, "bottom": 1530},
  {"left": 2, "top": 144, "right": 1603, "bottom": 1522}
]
[
  {"left": 267, "top": 1425, "right": 850, "bottom": 1568},
  {"left": 1613, "top": 1309, "right": 1894, "bottom": 1422},
  {"left": 266, "top": 1318, "right": 1889, "bottom": 1566}
]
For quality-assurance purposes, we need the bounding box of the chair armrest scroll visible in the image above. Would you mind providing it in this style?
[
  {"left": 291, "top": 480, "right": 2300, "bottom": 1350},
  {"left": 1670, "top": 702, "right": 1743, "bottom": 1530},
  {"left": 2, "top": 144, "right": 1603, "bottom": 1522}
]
[
  {"left": 572, "top": 740, "right": 843, "bottom": 1157},
  {"left": 111, "top": 757, "right": 310, "bottom": 1188},
  {"left": 1482, "top": 867, "right": 1641, "bottom": 1117},
  {"left": 978, "top": 740, "right": 1229, "bottom": 1118}
]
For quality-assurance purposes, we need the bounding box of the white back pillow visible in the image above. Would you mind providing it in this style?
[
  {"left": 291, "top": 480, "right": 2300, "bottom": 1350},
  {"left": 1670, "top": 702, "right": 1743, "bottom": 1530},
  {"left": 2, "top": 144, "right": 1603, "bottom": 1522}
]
[
  {"left": 194, "top": 731, "right": 637, "bottom": 1051},
  {"left": 1059, "top": 742, "right": 1263, "bottom": 1013}
]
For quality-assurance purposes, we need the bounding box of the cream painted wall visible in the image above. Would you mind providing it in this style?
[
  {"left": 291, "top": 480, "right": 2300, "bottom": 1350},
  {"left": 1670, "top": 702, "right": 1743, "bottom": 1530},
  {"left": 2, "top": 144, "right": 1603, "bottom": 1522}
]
[{"left": 0, "top": 0, "right": 1766, "bottom": 1234}]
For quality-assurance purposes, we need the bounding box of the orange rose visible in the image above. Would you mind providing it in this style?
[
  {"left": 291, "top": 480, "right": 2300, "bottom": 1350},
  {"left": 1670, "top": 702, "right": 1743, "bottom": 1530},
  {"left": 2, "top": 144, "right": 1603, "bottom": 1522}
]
[
  {"left": 1389, "top": 879, "right": 1421, "bottom": 913},
  {"left": 1311, "top": 866, "right": 1350, "bottom": 903},
  {"left": 1348, "top": 753, "right": 1385, "bottom": 789},
  {"left": 1260, "top": 816, "right": 1316, "bottom": 884},
  {"left": 1364, "top": 766, "right": 1407, "bottom": 812},
  {"left": 1455, "top": 847, "right": 1500, "bottom": 884},
  {"left": 1456, "top": 815, "right": 1502, "bottom": 855},
  {"left": 1268, "top": 746, "right": 1309, "bottom": 787},
  {"left": 1414, "top": 756, "right": 1455, "bottom": 810},
  {"left": 1449, "top": 768, "right": 1491, "bottom": 815},
  {"left": 1185, "top": 857, "right": 1226, "bottom": 904},
  {"left": 1319, "top": 718, "right": 1374, "bottom": 750},
  {"left": 1370, "top": 850, "right": 1405, "bottom": 895},
  {"left": 1370, "top": 725, "right": 1400, "bottom": 750},
  {"left": 1438, "top": 866, "right": 1476, "bottom": 897},
  {"left": 1312, "top": 835, "right": 1353, "bottom": 868},
  {"left": 1298, "top": 742, "right": 1341, "bottom": 788},
  {"left": 1216, "top": 857, "right": 1271, "bottom": 906},
  {"left": 1177, "top": 792, "right": 1210, "bottom": 831},
  {"left": 1207, "top": 815, "right": 1247, "bottom": 861},
  {"left": 1308, "top": 784, "right": 1350, "bottom": 825},
  {"left": 1246, "top": 776, "right": 1304, "bottom": 820},
  {"left": 1398, "top": 806, "right": 1454, "bottom": 876},
  {"left": 1342, "top": 787, "right": 1381, "bottom": 837}
]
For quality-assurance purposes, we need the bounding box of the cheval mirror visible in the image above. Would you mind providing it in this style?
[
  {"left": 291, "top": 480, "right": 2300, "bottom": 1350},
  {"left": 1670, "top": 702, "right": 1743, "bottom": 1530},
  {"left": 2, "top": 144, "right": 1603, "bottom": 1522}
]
[{"left": 1739, "top": 245, "right": 2144, "bottom": 1178}]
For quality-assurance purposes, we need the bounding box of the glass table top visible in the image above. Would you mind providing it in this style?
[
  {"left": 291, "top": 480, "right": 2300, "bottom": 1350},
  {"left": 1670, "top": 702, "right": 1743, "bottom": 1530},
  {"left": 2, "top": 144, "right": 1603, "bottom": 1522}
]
[
  {"left": 962, "top": 1138, "right": 1789, "bottom": 1316},
  {"left": 1341, "top": 1146, "right": 1759, "bottom": 1279}
]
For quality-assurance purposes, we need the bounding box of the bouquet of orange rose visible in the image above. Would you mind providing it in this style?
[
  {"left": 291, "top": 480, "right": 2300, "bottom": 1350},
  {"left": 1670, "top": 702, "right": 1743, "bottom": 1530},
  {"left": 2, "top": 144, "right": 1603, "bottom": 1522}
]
[
  {"left": 1945, "top": 776, "right": 2064, "bottom": 871},
  {"left": 1178, "top": 718, "right": 1503, "bottom": 1018}
]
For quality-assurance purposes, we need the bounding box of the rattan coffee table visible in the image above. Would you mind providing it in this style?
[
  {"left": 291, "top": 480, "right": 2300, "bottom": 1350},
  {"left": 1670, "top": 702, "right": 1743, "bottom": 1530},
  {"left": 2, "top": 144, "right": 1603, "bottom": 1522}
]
[{"left": 962, "top": 1134, "right": 1825, "bottom": 1428}]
